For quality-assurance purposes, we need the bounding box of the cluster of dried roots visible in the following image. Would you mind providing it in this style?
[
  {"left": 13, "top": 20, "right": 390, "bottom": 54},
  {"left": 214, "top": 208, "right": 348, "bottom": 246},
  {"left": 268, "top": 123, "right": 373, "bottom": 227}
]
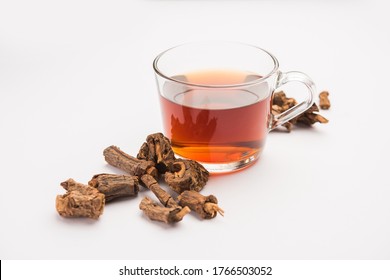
[
  {"left": 272, "top": 91, "right": 330, "bottom": 132},
  {"left": 56, "top": 133, "right": 223, "bottom": 223}
]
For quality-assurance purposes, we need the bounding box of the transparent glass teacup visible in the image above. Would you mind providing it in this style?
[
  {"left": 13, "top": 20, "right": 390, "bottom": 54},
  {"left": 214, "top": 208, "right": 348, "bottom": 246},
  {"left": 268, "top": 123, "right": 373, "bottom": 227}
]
[{"left": 153, "top": 42, "right": 315, "bottom": 173}]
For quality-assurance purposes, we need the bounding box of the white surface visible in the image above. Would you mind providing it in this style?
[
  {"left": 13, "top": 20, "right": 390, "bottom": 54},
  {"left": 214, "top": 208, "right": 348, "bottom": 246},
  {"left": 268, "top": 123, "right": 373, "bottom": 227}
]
[{"left": 1, "top": 0, "right": 389, "bottom": 260}]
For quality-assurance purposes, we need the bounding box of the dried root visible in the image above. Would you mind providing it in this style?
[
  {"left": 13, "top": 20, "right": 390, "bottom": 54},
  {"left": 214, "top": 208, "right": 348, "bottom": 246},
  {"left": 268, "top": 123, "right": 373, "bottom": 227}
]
[
  {"left": 88, "top": 174, "right": 139, "bottom": 202},
  {"left": 140, "top": 174, "right": 178, "bottom": 208},
  {"left": 136, "top": 133, "right": 210, "bottom": 194},
  {"left": 56, "top": 179, "right": 105, "bottom": 219},
  {"left": 178, "top": 190, "right": 224, "bottom": 219},
  {"left": 139, "top": 174, "right": 191, "bottom": 223},
  {"left": 103, "top": 145, "right": 157, "bottom": 178},
  {"left": 137, "top": 133, "right": 175, "bottom": 173},
  {"left": 164, "top": 159, "right": 209, "bottom": 194},
  {"left": 319, "top": 91, "right": 331, "bottom": 109},
  {"left": 139, "top": 197, "right": 190, "bottom": 224}
]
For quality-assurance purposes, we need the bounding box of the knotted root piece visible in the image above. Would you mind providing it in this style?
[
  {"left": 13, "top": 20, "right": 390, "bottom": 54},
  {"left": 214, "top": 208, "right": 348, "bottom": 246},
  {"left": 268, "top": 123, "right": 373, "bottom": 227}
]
[
  {"left": 103, "top": 145, "right": 157, "bottom": 178},
  {"left": 272, "top": 104, "right": 294, "bottom": 132},
  {"left": 139, "top": 174, "right": 191, "bottom": 223},
  {"left": 164, "top": 159, "right": 209, "bottom": 194},
  {"left": 88, "top": 173, "right": 139, "bottom": 202},
  {"left": 56, "top": 179, "right": 105, "bottom": 219},
  {"left": 319, "top": 91, "right": 331, "bottom": 109},
  {"left": 273, "top": 91, "right": 297, "bottom": 110},
  {"left": 140, "top": 174, "right": 178, "bottom": 208},
  {"left": 139, "top": 197, "right": 191, "bottom": 224},
  {"left": 178, "top": 190, "right": 224, "bottom": 219},
  {"left": 292, "top": 103, "right": 329, "bottom": 126},
  {"left": 272, "top": 91, "right": 298, "bottom": 131},
  {"left": 272, "top": 91, "right": 329, "bottom": 131},
  {"left": 137, "top": 133, "right": 176, "bottom": 173}
]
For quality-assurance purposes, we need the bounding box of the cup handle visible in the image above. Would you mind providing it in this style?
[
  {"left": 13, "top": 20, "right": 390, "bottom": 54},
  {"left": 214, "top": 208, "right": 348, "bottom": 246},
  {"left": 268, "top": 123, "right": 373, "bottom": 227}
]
[{"left": 270, "top": 71, "right": 316, "bottom": 130}]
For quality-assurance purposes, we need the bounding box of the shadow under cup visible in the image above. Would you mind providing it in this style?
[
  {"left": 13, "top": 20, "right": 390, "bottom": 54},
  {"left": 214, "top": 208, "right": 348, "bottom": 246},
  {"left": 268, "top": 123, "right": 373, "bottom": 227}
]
[{"left": 153, "top": 42, "right": 315, "bottom": 173}]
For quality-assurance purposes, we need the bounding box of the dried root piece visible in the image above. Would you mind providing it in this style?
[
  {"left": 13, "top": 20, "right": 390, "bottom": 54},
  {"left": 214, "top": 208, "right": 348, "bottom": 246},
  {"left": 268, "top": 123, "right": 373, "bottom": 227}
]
[
  {"left": 273, "top": 91, "right": 297, "bottom": 110},
  {"left": 272, "top": 91, "right": 329, "bottom": 131},
  {"left": 139, "top": 197, "right": 190, "bottom": 224},
  {"left": 104, "top": 145, "right": 157, "bottom": 178},
  {"left": 272, "top": 91, "right": 298, "bottom": 131},
  {"left": 139, "top": 174, "right": 191, "bottom": 223},
  {"left": 137, "top": 133, "right": 210, "bottom": 193},
  {"left": 88, "top": 174, "right": 139, "bottom": 202},
  {"left": 272, "top": 105, "right": 294, "bottom": 132},
  {"left": 178, "top": 190, "right": 224, "bottom": 219},
  {"left": 56, "top": 179, "right": 105, "bottom": 219},
  {"left": 137, "top": 133, "right": 175, "bottom": 173},
  {"left": 164, "top": 159, "right": 209, "bottom": 194},
  {"left": 319, "top": 91, "right": 331, "bottom": 109},
  {"left": 140, "top": 174, "right": 178, "bottom": 208},
  {"left": 293, "top": 103, "right": 329, "bottom": 125}
]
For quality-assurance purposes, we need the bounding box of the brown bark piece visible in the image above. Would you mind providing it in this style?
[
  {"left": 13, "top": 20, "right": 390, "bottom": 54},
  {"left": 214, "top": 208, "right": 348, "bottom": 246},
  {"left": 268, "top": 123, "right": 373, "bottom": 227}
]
[
  {"left": 56, "top": 179, "right": 105, "bottom": 219},
  {"left": 139, "top": 197, "right": 191, "bottom": 224},
  {"left": 137, "top": 133, "right": 175, "bottom": 173},
  {"left": 293, "top": 103, "right": 329, "bottom": 125},
  {"left": 178, "top": 190, "right": 224, "bottom": 219},
  {"left": 103, "top": 145, "right": 157, "bottom": 178},
  {"left": 164, "top": 159, "right": 209, "bottom": 194},
  {"left": 273, "top": 91, "right": 297, "bottom": 110},
  {"left": 272, "top": 91, "right": 329, "bottom": 131},
  {"left": 88, "top": 174, "right": 139, "bottom": 202},
  {"left": 272, "top": 103, "right": 294, "bottom": 132},
  {"left": 139, "top": 173, "right": 191, "bottom": 223},
  {"left": 319, "top": 91, "right": 331, "bottom": 109},
  {"left": 140, "top": 174, "right": 178, "bottom": 208}
]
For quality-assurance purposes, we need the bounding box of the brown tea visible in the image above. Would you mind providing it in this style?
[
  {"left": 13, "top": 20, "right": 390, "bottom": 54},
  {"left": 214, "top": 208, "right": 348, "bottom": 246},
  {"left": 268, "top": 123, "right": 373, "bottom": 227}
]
[{"left": 159, "top": 70, "right": 271, "bottom": 164}]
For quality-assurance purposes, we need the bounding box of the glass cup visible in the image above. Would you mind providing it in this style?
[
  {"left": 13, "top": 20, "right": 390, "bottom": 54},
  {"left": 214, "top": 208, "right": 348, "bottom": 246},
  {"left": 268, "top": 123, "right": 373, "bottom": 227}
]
[{"left": 153, "top": 42, "right": 315, "bottom": 173}]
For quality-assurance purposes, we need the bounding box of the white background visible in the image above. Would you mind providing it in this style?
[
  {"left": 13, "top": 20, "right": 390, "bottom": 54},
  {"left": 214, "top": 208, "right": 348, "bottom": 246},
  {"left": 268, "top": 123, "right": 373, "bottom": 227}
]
[{"left": 1, "top": 0, "right": 389, "bottom": 260}]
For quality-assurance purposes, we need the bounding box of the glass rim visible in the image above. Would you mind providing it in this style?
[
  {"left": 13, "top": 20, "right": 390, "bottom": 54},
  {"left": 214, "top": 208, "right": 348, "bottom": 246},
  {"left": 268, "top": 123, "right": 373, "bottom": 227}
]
[{"left": 153, "top": 41, "right": 280, "bottom": 89}]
